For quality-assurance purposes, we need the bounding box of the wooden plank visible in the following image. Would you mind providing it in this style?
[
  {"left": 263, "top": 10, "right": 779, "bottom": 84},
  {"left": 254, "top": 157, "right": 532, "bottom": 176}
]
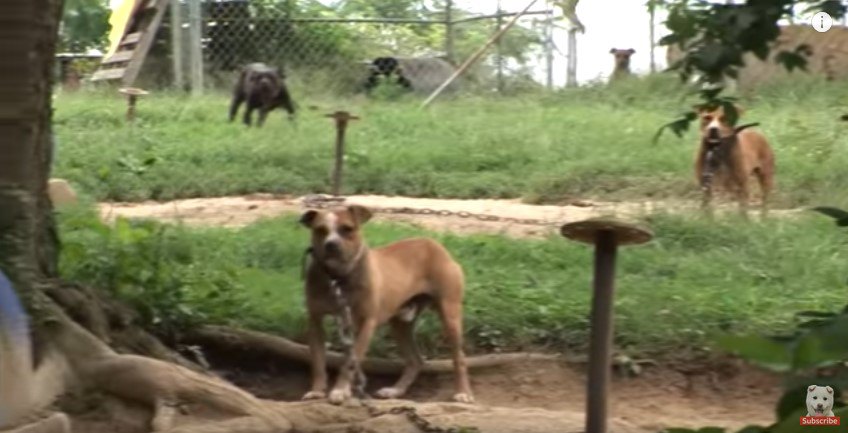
[
  {"left": 90, "top": 68, "right": 127, "bottom": 81},
  {"left": 121, "top": 32, "right": 143, "bottom": 45},
  {"left": 102, "top": 50, "right": 135, "bottom": 65},
  {"left": 121, "top": 0, "right": 172, "bottom": 86}
]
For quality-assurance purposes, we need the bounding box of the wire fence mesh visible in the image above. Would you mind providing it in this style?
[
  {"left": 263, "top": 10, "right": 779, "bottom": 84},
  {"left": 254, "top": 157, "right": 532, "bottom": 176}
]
[{"left": 165, "top": 0, "right": 560, "bottom": 96}]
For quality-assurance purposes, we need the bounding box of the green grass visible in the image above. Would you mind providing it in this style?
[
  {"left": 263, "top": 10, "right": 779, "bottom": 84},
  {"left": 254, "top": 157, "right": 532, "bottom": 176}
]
[
  {"left": 54, "top": 74, "right": 848, "bottom": 209},
  {"left": 57, "top": 202, "right": 848, "bottom": 358}
]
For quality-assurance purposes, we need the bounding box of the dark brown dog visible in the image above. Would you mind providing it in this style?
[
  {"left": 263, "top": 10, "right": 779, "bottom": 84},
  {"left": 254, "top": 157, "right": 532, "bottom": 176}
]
[
  {"left": 609, "top": 48, "right": 635, "bottom": 81},
  {"left": 228, "top": 62, "right": 295, "bottom": 127},
  {"left": 695, "top": 105, "right": 775, "bottom": 217},
  {"left": 299, "top": 205, "right": 474, "bottom": 405}
]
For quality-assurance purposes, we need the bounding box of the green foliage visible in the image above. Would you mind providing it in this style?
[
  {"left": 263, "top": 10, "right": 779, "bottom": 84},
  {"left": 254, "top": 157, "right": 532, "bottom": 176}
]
[
  {"left": 669, "top": 207, "right": 848, "bottom": 433},
  {"left": 53, "top": 202, "right": 848, "bottom": 357},
  {"left": 655, "top": 0, "right": 847, "bottom": 139},
  {"left": 53, "top": 74, "right": 848, "bottom": 209},
  {"left": 57, "top": 205, "right": 249, "bottom": 336},
  {"left": 60, "top": 0, "right": 110, "bottom": 52}
]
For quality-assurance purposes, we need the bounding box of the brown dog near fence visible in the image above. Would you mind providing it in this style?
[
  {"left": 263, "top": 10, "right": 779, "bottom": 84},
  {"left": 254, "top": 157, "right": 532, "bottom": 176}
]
[
  {"left": 299, "top": 205, "right": 474, "bottom": 405},
  {"left": 609, "top": 48, "right": 635, "bottom": 81},
  {"left": 228, "top": 62, "right": 295, "bottom": 127},
  {"left": 695, "top": 104, "right": 775, "bottom": 218}
]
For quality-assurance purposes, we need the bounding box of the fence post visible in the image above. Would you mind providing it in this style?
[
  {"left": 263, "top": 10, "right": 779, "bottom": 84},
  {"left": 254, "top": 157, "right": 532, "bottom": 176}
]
[
  {"left": 445, "top": 0, "right": 454, "bottom": 62},
  {"left": 496, "top": 0, "right": 504, "bottom": 93},
  {"left": 566, "top": 28, "right": 577, "bottom": 87},
  {"left": 648, "top": 1, "right": 656, "bottom": 74},
  {"left": 170, "top": 0, "right": 184, "bottom": 90},
  {"left": 545, "top": 0, "right": 554, "bottom": 89},
  {"left": 188, "top": 0, "right": 203, "bottom": 96}
]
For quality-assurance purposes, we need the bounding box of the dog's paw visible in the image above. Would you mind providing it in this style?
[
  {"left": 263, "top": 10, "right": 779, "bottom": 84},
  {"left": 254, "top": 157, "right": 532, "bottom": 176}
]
[
  {"left": 328, "top": 388, "right": 352, "bottom": 405},
  {"left": 375, "top": 387, "right": 405, "bottom": 399},
  {"left": 452, "top": 392, "right": 475, "bottom": 404},
  {"left": 301, "top": 390, "right": 326, "bottom": 401}
]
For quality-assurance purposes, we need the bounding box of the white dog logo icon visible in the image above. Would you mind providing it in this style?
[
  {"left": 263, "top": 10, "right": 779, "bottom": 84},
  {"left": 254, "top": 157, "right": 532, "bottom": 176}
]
[{"left": 806, "top": 385, "right": 836, "bottom": 417}]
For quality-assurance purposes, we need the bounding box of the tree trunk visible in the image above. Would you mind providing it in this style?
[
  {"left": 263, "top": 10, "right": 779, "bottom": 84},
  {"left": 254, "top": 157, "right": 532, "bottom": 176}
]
[{"left": 0, "top": 0, "right": 63, "bottom": 345}]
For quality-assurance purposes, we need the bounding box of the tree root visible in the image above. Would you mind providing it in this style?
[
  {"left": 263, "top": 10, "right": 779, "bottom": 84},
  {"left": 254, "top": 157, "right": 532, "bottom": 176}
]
[
  {"left": 44, "top": 282, "right": 206, "bottom": 373},
  {"left": 186, "top": 325, "right": 567, "bottom": 375},
  {"left": 1, "top": 413, "right": 71, "bottom": 433},
  {"left": 38, "top": 295, "right": 292, "bottom": 432}
]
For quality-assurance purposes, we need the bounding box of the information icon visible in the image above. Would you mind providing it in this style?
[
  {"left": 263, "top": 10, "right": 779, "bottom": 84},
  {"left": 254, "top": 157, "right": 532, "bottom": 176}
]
[{"left": 811, "top": 11, "right": 834, "bottom": 33}]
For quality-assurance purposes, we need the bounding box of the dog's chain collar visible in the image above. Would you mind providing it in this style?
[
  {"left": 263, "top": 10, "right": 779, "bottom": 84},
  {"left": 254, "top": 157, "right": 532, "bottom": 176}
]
[
  {"left": 329, "top": 278, "right": 475, "bottom": 433},
  {"left": 700, "top": 122, "right": 760, "bottom": 194}
]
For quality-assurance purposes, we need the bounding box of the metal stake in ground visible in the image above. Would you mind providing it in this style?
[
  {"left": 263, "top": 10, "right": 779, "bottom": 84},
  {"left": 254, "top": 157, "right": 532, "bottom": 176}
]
[
  {"left": 119, "top": 87, "right": 149, "bottom": 122},
  {"left": 325, "top": 111, "right": 360, "bottom": 197},
  {"left": 560, "top": 218, "right": 653, "bottom": 433}
]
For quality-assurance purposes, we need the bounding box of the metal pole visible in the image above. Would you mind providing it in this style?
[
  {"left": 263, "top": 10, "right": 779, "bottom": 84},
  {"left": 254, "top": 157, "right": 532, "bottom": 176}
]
[
  {"left": 188, "top": 0, "right": 204, "bottom": 96},
  {"left": 545, "top": 0, "right": 554, "bottom": 89},
  {"left": 566, "top": 28, "right": 577, "bottom": 87},
  {"left": 648, "top": 1, "right": 656, "bottom": 74},
  {"left": 445, "top": 0, "right": 454, "bottom": 63},
  {"left": 170, "top": 0, "right": 184, "bottom": 90},
  {"left": 326, "top": 112, "right": 359, "bottom": 197},
  {"left": 423, "top": 0, "right": 539, "bottom": 108},
  {"left": 585, "top": 230, "right": 618, "bottom": 433},
  {"left": 496, "top": 0, "right": 504, "bottom": 93}
]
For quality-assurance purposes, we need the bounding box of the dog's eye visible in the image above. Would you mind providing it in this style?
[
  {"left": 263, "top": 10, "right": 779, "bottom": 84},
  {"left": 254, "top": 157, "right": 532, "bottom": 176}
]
[
  {"left": 339, "top": 225, "right": 354, "bottom": 236},
  {"left": 315, "top": 227, "right": 328, "bottom": 237},
  {"left": 703, "top": 115, "right": 713, "bottom": 122},
  {"left": 814, "top": 396, "right": 818, "bottom": 400},
  {"left": 825, "top": 397, "right": 829, "bottom": 401}
]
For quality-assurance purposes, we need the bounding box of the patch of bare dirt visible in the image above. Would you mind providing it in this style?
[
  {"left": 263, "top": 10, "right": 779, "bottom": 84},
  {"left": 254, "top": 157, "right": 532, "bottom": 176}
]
[
  {"left": 98, "top": 194, "right": 803, "bottom": 239},
  {"left": 214, "top": 356, "right": 779, "bottom": 433}
]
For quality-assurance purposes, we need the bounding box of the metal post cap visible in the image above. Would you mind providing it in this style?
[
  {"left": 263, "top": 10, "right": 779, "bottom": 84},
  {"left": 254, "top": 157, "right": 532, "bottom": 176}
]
[{"left": 560, "top": 218, "right": 653, "bottom": 246}]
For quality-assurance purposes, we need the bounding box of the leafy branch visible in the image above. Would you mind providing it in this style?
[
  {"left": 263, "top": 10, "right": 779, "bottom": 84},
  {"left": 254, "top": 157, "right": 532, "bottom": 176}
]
[{"left": 653, "top": 0, "right": 846, "bottom": 141}]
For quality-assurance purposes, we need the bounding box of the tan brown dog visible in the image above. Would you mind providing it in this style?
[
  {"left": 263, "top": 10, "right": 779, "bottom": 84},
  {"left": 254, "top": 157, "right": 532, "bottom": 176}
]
[
  {"left": 695, "top": 105, "right": 775, "bottom": 217},
  {"left": 609, "top": 48, "right": 635, "bottom": 81},
  {"left": 299, "top": 205, "right": 474, "bottom": 405}
]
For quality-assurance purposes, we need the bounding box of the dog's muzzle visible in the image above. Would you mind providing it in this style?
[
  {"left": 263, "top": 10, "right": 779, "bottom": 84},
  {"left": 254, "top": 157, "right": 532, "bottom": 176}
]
[{"left": 323, "top": 240, "right": 342, "bottom": 257}]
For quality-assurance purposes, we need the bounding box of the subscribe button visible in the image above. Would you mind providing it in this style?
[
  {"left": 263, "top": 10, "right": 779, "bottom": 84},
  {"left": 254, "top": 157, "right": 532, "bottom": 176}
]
[{"left": 801, "top": 416, "right": 841, "bottom": 426}]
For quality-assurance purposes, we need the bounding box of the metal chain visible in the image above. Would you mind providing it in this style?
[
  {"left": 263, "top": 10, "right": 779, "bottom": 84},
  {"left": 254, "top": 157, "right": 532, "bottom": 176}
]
[
  {"left": 329, "top": 279, "right": 478, "bottom": 433},
  {"left": 301, "top": 194, "right": 572, "bottom": 228}
]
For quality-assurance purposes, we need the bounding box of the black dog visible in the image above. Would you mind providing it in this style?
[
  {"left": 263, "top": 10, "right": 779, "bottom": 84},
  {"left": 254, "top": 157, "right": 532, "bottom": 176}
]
[
  {"left": 229, "top": 62, "right": 295, "bottom": 127},
  {"left": 363, "top": 57, "right": 413, "bottom": 93}
]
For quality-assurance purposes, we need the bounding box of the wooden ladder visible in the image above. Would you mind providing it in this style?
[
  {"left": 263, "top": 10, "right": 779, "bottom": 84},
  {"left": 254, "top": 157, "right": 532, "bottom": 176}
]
[{"left": 91, "top": 0, "right": 172, "bottom": 85}]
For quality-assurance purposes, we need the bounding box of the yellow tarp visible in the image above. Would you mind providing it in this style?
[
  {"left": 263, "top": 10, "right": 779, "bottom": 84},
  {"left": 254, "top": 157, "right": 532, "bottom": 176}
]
[{"left": 106, "top": 0, "right": 140, "bottom": 57}]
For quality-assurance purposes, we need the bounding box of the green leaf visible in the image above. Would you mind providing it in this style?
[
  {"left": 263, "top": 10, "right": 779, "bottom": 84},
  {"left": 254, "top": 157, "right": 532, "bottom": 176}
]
[
  {"left": 714, "top": 334, "right": 792, "bottom": 372},
  {"left": 735, "top": 426, "right": 767, "bottom": 433},
  {"left": 810, "top": 207, "right": 848, "bottom": 227},
  {"left": 776, "top": 385, "right": 811, "bottom": 420},
  {"left": 796, "top": 310, "right": 839, "bottom": 319}
]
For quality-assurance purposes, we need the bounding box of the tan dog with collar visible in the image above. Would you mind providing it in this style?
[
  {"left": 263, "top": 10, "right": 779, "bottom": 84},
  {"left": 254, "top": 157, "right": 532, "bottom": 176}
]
[
  {"left": 299, "top": 205, "right": 474, "bottom": 405},
  {"left": 695, "top": 104, "right": 775, "bottom": 217}
]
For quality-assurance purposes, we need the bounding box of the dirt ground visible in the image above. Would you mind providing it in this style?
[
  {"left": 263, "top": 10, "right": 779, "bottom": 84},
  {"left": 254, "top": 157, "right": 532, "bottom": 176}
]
[
  {"left": 219, "top": 356, "right": 781, "bottom": 433},
  {"left": 88, "top": 193, "right": 788, "bottom": 432},
  {"left": 98, "top": 193, "right": 802, "bottom": 239}
]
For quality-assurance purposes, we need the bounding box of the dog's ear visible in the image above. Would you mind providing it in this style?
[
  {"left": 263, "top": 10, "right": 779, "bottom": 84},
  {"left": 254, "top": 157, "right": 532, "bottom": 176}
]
[
  {"left": 627, "top": 48, "right": 635, "bottom": 55},
  {"left": 300, "top": 210, "right": 320, "bottom": 228},
  {"left": 347, "top": 205, "right": 373, "bottom": 226},
  {"left": 810, "top": 385, "right": 818, "bottom": 392},
  {"left": 609, "top": 48, "right": 617, "bottom": 54},
  {"left": 827, "top": 386, "right": 834, "bottom": 394}
]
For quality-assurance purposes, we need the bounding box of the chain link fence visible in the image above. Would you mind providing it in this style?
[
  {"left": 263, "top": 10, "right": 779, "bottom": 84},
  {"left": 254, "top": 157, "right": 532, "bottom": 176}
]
[{"left": 164, "top": 0, "right": 561, "bottom": 97}]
